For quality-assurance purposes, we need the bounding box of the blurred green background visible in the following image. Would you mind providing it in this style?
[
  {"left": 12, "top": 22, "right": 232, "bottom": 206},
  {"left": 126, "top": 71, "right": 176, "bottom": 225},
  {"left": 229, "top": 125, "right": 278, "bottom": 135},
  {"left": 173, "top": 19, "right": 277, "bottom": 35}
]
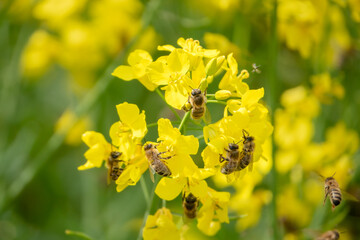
[{"left": 1, "top": 0, "right": 360, "bottom": 239}]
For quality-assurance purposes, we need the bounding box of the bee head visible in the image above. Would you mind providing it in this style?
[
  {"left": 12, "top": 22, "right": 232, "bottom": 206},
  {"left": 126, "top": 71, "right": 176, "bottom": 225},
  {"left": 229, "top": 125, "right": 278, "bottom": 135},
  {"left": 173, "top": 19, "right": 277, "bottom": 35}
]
[
  {"left": 111, "top": 151, "right": 121, "bottom": 158},
  {"left": 228, "top": 143, "right": 239, "bottom": 150},
  {"left": 144, "top": 143, "right": 153, "bottom": 151},
  {"left": 244, "top": 136, "right": 254, "bottom": 142},
  {"left": 185, "top": 193, "right": 197, "bottom": 203},
  {"left": 325, "top": 177, "right": 335, "bottom": 182},
  {"left": 191, "top": 89, "right": 201, "bottom": 96}
]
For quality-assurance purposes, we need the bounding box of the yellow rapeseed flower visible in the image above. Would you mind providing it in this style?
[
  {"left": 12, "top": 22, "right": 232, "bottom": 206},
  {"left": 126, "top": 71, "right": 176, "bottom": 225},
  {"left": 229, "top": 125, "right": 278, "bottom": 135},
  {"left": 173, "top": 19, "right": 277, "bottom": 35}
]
[
  {"left": 109, "top": 102, "right": 147, "bottom": 161},
  {"left": 143, "top": 207, "right": 181, "bottom": 240},
  {"left": 197, "top": 187, "right": 230, "bottom": 236},
  {"left": 78, "top": 131, "right": 112, "bottom": 170},
  {"left": 112, "top": 49, "right": 158, "bottom": 91}
]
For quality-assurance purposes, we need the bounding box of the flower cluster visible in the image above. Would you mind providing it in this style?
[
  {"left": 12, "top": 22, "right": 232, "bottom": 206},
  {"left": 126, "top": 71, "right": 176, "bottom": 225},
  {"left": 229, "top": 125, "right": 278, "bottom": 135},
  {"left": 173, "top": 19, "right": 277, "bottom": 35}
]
[{"left": 79, "top": 38, "right": 273, "bottom": 238}]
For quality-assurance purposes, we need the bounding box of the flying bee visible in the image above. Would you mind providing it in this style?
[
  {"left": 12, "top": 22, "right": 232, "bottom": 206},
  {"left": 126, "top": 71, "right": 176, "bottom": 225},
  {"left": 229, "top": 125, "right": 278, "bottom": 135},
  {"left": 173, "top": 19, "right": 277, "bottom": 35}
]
[
  {"left": 182, "top": 192, "right": 199, "bottom": 220},
  {"left": 220, "top": 129, "right": 255, "bottom": 175},
  {"left": 322, "top": 173, "right": 342, "bottom": 210},
  {"left": 106, "top": 150, "right": 125, "bottom": 184},
  {"left": 316, "top": 230, "right": 340, "bottom": 240},
  {"left": 252, "top": 63, "right": 261, "bottom": 74},
  {"left": 143, "top": 143, "right": 172, "bottom": 182}
]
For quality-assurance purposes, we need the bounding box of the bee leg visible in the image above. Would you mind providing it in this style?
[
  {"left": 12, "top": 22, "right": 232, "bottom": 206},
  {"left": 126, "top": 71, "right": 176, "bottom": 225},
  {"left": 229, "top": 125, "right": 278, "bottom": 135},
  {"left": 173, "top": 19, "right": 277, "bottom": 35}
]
[
  {"left": 323, "top": 192, "right": 329, "bottom": 206},
  {"left": 113, "top": 160, "right": 125, "bottom": 163},
  {"left": 224, "top": 148, "right": 230, "bottom": 152},
  {"left": 219, "top": 155, "right": 229, "bottom": 163}
]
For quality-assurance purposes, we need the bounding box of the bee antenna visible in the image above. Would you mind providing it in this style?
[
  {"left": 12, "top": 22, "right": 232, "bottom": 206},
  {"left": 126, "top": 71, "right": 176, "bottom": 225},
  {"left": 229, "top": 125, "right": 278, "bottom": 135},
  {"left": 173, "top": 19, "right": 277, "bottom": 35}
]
[
  {"left": 331, "top": 172, "right": 336, "bottom": 177},
  {"left": 242, "top": 129, "right": 249, "bottom": 138}
]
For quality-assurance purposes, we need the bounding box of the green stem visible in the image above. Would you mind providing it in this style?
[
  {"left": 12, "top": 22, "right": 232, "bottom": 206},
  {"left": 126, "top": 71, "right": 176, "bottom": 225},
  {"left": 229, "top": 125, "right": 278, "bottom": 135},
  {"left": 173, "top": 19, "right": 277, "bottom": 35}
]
[
  {"left": 65, "top": 230, "right": 93, "bottom": 240},
  {"left": 196, "top": 135, "right": 204, "bottom": 140},
  {"left": 162, "top": 199, "right": 166, "bottom": 208},
  {"left": 155, "top": 88, "right": 181, "bottom": 121},
  {"left": 137, "top": 175, "right": 159, "bottom": 240},
  {"left": 146, "top": 122, "right": 158, "bottom": 129},
  {"left": 228, "top": 214, "right": 248, "bottom": 221},
  {"left": 178, "top": 111, "right": 190, "bottom": 133},
  {"left": 206, "top": 94, "right": 215, "bottom": 97},
  {"left": 140, "top": 176, "right": 150, "bottom": 206},
  {"left": 207, "top": 99, "right": 227, "bottom": 105}
]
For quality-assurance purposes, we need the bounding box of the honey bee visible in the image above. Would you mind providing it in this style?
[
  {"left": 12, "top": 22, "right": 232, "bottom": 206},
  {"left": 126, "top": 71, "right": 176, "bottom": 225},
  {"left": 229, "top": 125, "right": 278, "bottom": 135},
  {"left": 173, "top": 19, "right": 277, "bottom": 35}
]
[
  {"left": 220, "top": 129, "right": 255, "bottom": 175},
  {"left": 188, "top": 88, "right": 207, "bottom": 119},
  {"left": 182, "top": 192, "right": 198, "bottom": 219},
  {"left": 323, "top": 173, "right": 342, "bottom": 210},
  {"left": 316, "top": 230, "right": 340, "bottom": 240},
  {"left": 144, "top": 143, "right": 172, "bottom": 182},
  {"left": 106, "top": 151, "right": 125, "bottom": 184}
]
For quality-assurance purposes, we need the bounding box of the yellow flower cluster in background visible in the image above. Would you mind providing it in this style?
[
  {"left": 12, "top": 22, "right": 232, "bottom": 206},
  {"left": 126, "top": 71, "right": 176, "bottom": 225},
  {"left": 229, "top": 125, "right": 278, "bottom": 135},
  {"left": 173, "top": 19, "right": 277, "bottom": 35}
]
[
  {"left": 274, "top": 80, "right": 359, "bottom": 235},
  {"left": 19, "top": 0, "right": 158, "bottom": 92}
]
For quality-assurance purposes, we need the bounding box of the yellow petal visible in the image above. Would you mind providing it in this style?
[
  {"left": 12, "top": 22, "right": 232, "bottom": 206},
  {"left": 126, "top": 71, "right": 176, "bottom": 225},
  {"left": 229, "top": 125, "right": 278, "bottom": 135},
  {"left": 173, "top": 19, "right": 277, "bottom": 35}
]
[
  {"left": 203, "top": 49, "right": 220, "bottom": 58},
  {"left": 77, "top": 161, "right": 96, "bottom": 170},
  {"left": 167, "top": 49, "right": 190, "bottom": 75},
  {"left": 82, "top": 131, "right": 107, "bottom": 147},
  {"left": 83, "top": 143, "right": 107, "bottom": 168},
  {"left": 155, "top": 177, "right": 186, "bottom": 200},
  {"left": 227, "top": 53, "right": 238, "bottom": 75},
  {"left": 176, "top": 37, "right": 186, "bottom": 47},
  {"left": 116, "top": 102, "right": 147, "bottom": 138},
  {"left": 157, "top": 44, "right": 176, "bottom": 52},
  {"left": 163, "top": 84, "right": 189, "bottom": 110},
  {"left": 174, "top": 135, "right": 199, "bottom": 155},
  {"left": 128, "top": 49, "right": 152, "bottom": 66},
  {"left": 157, "top": 118, "right": 180, "bottom": 142},
  {"left": 190, "top": 179, "right": 208, "bottom": 199},
  {"left": 138, "top": 75, "right": 158, "bottom": 91},
  {"left": 112, "top": 65, "right": 136, "bottom": 80},
  {"left": 242, "top": 88, "right": 264, "bottom": 108}
]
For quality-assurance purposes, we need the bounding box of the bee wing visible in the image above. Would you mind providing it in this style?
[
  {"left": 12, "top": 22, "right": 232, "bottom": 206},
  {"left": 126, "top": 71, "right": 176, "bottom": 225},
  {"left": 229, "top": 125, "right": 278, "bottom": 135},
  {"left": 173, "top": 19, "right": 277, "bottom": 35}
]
[
  {"left": 203, "top": 105, "right": 211, "bottom": 125},
  {"left": 148, "top": 164, "right": 155, "bottom": 183},
  {"left": 255, "top": 69, "right": 261, "bottom": 74},
  {"left": 341, "top": 189, "right": 360, "bottom": 202}
]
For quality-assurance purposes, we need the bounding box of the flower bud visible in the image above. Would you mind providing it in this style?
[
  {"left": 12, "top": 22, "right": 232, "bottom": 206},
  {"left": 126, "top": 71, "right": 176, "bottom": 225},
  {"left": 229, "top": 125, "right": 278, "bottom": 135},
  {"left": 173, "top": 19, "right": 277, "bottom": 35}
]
[
  {"left": 215, "top": 90, "right": 232, "bottom": 100},
  {"left": 205, "top": 56, "right": 225, "bottom": 76}
]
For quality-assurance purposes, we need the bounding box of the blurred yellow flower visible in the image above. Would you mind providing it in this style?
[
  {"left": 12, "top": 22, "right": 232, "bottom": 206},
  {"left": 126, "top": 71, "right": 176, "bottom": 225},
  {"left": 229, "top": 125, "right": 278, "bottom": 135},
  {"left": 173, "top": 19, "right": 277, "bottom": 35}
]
[
  {"left": 311, "top": 73, "right": 344, "bottom": 104},
  {"left": 143, "top": 208, "right": 181, "bottom": 240},
  {"left": 277, "top": 185, "right": 312, "bottom": 229},
  {"left": 21, "top": 30, "right": 59, "bottom": 79},
  {"left": 203, "top": 32, "right": 241, "bottom": 60},
  {"left": 33, "top": 0, "right": 87, "bottom": 28},
  {"left": 54, "top": 109, "right": 91, "bottom": 146},
  {"left": 278, "top": 0, "right": 323, "bottom": 58}
]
